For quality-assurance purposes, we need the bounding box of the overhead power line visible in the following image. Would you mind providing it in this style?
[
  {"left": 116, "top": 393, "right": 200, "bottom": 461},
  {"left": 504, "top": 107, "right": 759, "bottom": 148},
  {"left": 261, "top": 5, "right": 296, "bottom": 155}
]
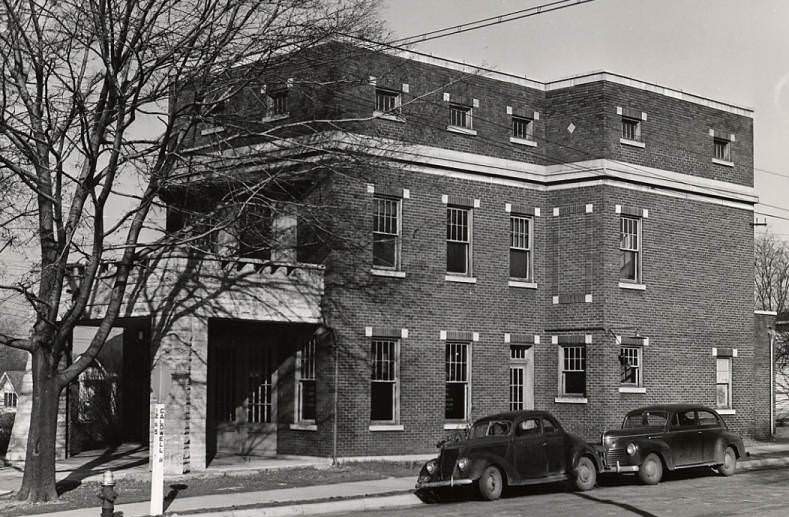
[{"left": 390, "top": 0, "right": 596, "bottom": 47}]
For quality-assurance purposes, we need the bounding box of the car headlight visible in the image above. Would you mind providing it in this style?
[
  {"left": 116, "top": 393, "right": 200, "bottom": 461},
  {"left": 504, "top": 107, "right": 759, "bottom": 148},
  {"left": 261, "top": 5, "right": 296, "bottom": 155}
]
[
  {"left": 457, "top": 457, "right": 469, "bottom": 471},
  {"left": 626, "top": 443, "right": 638, "bottom": 456},
  {"left": 425, "top": 460, "right": 437, "bottom": 474}
]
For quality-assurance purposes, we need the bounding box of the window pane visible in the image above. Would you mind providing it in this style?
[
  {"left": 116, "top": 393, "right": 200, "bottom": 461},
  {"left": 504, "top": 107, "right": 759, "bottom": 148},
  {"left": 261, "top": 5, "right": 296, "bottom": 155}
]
[
  {"left": 621, "top": 250, "right": 637, "bottom": 280},
  {"left": 447, "top": 242, "right": 468, "bottom": 274},
  {"left": 373, "top": 234, "right": 397, "bottom": 268},
  {"left": 445, "top": 383, "right": 466, "bottom": 419},
  {"left": 564, "top": 371, "right": 585, "bottom": 395},
  {"left": 510, "top": 367, "right": 524, "bottom": 411},
  {"left": 510, "top": 249, "right": 529, "bottom": 278},
  {"left": 542, "top": 418, "right": 557, "bottom": 433},
  {"left": 301, "top": 380, "right": 316, "bottom": 421},
  {"left": 716, "top": 384, "right": 730, "bottom": 408},
  {"left": 371, "top": 382, "right": 394, "bottom": 421}
]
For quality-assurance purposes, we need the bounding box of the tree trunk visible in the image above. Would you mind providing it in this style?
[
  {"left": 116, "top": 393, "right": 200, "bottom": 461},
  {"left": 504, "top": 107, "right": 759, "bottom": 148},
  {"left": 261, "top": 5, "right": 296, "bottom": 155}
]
[{"left": 16, "top": 347, "right": 61, "bottom": 502}]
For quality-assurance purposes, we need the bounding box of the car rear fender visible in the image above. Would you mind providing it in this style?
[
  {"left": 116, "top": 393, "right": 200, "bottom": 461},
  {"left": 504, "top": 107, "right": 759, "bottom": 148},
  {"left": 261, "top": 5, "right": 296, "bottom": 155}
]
[
  {"left": 570, "top": 444, "right": 601, "bottom": 473},
  {"left": 713, "top": 436, "right": 743, "bottom": 462}
]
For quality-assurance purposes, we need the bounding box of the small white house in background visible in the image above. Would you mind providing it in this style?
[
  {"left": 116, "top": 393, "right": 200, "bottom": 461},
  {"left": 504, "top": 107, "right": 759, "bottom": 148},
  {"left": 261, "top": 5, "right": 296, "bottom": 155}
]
[{"left": 0, "top": 371, "right": 23, "bottom": 414}]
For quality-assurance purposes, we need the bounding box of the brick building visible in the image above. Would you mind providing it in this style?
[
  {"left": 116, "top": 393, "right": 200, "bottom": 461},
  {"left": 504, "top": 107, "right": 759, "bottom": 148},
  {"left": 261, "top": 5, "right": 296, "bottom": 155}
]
[{"left": 21, "top": 41, "right": 766, "bottom": 472}]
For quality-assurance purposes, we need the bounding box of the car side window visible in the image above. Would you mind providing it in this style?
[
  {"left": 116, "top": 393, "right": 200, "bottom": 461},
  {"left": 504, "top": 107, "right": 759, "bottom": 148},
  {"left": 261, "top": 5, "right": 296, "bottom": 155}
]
[
  {"left": 672, "top": 410, "right": 696, "bottom": 428},
  {"left": 542, "top": 418, "right": 558, "bottom": 434},
  {"left": 516, "top": 418, "right": 540, "bottom": 437},
  {"left": 697, "top": 410, "right": 719, "bottom": 427},
  {"left": 489, "top": 421, "right": 512, "bottom": 436}
]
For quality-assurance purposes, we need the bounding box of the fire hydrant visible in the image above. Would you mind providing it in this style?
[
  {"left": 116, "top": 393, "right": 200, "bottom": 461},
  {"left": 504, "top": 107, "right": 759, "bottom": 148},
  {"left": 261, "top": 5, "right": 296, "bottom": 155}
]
[{"left": 99, "top": 470, "right": 117, "bottom": 517}]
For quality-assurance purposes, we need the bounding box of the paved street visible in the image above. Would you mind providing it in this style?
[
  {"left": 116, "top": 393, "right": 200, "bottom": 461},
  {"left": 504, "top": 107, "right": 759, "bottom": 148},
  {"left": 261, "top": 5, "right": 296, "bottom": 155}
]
[{"left": 337, "top": 466, "right": 789, "bottom": 517}]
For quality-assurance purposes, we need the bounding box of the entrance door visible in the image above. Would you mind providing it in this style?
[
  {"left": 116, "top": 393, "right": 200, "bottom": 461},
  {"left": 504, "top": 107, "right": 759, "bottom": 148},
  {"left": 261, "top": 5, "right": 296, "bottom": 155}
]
[
  {"left": 509, "top": 345, "right": 534, "bottom": 411},
  {"left": 210, "top": 329, "right": 277, "bottom": 457}
]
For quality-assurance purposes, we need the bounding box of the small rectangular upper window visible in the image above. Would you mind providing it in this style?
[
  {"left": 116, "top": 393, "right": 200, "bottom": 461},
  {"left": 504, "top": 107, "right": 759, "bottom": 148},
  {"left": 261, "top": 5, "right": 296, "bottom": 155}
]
[
  {"left": 375, "top": 88, "right": 401, "bottom": 114},
  {"left": 512, "top": 116, "right": 534, "bottom": 140},
  {"left": 449, "top": 103, "right": 473, "bottom": 129},
  {"left": 621, "top": 117, "right": 641, "bottom": 141},
  {"left": 714, "top": 138, "right": 731, "bottom": 162},
  {"left": 269, "top": 90, "right": 288, "bottom": 116}
]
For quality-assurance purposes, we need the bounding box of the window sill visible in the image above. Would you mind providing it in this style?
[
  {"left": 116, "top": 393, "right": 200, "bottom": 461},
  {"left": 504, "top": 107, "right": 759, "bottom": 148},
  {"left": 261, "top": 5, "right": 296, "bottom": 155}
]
[
  {"left": 555, "top": 397, "right": 588, "bottom": 404},
  {"left": 373, "top": 111, "right": 405, "bottom": 123},
  {"left": 444, "top": 422, "right": 470, "bottom": 430},
  {"left": 508, "top": 280, "right": 537, "bottom": 289},
  {"left": 200, "top": 126, "right": 225, "bottom": 136},
  {"left": 618, "top": 282, "right": 646, "bottom": 291},
  {"left": 618, "top": 386, "right": 646, "bottom": 394},
  {"left": 369, "top": 424, "right": 405, "bottom": 431},
  {"left": 509, "top": 136, "right": 537, "bottom": 147},
  {"left": 445, "top": 275, "right": 477, "bottom": 284},
  {"left": 289, "top": 423, "right": 317, "bottom": 431},
  {"left": 717, "top": 409, "right": 736, "bottom": 415},
  {"left": 371, "top": 269, "right": 406, "bottom": 278},
  {"left": 447, "top": 125, "right": 477, "bottom": 136},
  {"left": 712, "top": 158, "right": 734, "bottom": 167},
  {"left": 261, "top": 113, "right": 290, "bottom": 123},
  {"left": 620, "top": 138, "right": 645, "bottom": 148}
]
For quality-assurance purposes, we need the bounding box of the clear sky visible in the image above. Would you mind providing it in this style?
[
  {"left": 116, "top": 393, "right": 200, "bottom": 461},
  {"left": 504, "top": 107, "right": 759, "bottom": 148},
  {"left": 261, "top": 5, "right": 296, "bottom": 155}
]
[{"left": 382, "top": 0, "right": 789, "bottom": 238}]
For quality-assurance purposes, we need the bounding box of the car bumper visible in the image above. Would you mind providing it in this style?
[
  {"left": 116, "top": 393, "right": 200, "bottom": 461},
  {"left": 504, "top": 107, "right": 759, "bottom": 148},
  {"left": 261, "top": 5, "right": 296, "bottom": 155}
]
[
  {"left": 415, "top": 478, "right": 475, "bottom": 490},
  {"left": 601, "top": 461, "right": 640, "bottom": 473}
]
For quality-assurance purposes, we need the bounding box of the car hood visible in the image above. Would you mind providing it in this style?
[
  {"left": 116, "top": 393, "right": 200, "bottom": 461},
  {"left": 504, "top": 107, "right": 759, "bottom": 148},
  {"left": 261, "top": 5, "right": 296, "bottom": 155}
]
[{"left": 602, "top": 427, "right": 664, "bottom": 442}]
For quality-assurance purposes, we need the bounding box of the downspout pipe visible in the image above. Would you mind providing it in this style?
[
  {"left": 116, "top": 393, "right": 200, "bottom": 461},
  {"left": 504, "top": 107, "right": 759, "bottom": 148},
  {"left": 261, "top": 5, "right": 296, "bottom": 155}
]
[{"left": 770, "top": 328, "right": 776, "bottom": 437}]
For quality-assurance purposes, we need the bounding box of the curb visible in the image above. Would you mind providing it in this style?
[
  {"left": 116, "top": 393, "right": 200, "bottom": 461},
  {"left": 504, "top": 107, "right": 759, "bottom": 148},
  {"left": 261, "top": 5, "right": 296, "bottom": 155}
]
[
  {"left": 739, "top": 456, "right": 789, "bottom": 471},
  {"left": 172, "top": 493, "right": 422, "bottom": 517}
]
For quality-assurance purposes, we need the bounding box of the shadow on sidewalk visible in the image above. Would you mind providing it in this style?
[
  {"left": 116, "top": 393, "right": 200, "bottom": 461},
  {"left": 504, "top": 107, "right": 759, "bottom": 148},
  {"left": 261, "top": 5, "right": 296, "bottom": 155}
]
[
  {"left": 573, "top": 492, "right": 659, "bottom": 517},
  {"left": 56, "top": 444, "right": 148, "bottom": 496}
]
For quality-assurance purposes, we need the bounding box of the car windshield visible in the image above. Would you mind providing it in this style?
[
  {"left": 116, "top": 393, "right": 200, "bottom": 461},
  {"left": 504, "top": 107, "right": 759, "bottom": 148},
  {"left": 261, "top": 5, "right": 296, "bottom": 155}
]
[
  {"left": 470, "top": 420, "right": 512, "bottom": 438},
  {"left": 623, "top": 410, "right": 668, "bottom": 429}
]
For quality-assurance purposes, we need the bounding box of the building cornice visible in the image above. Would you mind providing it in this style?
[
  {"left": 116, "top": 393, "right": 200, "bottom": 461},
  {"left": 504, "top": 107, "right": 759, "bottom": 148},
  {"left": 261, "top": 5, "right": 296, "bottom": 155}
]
[{"left": 181, "top": 132, "right": 757, "bottom": 210}]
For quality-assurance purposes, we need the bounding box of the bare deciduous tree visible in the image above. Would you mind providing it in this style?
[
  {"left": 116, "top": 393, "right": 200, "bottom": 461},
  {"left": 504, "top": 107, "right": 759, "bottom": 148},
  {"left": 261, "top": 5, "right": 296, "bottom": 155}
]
[
  {"left": 0, "top": 0, "right": 386, "bottom": 502},
  {"left": 755, "top": 232, "right": 789, "bottom": 315}
]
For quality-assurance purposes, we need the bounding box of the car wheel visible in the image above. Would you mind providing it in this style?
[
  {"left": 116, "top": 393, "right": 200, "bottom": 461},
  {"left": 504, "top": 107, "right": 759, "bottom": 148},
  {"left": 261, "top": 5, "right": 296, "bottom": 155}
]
[
  {"left": 638, "top": 453, "right": 663, "bottom": 485},
  {"left": 718, "top": 446, "right": 737, "bottom": 477},
  {"left": 477, "top": 465, "right": 504, "bottom": 501},
  {"left": 573, "top": 456, "right": 597, "bottom": 491}
]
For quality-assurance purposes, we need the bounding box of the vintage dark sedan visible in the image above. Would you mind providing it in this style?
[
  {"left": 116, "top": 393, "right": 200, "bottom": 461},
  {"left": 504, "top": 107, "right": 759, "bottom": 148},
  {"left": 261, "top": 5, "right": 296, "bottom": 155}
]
[
  {"left": 600, "top": 404, "right": 745, "bottom": 484},
  {"left": 415, "top": 410, "right": 600, "bottom": 501}
]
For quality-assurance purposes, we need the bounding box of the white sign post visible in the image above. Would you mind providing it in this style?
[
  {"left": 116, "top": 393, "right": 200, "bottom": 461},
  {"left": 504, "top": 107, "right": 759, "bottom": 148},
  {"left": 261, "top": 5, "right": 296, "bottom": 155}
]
[{"left": 151, "top": 403, "right": 165, "bottom": 516}]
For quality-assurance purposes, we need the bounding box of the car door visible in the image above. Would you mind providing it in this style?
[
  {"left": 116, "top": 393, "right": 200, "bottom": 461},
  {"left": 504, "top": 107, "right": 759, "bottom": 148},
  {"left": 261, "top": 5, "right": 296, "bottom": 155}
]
[
  {"left": 665, "top": 409, "right": 702, "bottom": 465},
  {"left": 696, "top": 409, "right": 723, "bottom": 463},
  {"left": 541, "top": 417, "right": 566, "bottom": 475},
  {"left": 511, "top": 417, "right": 547, "bottom": 479}
]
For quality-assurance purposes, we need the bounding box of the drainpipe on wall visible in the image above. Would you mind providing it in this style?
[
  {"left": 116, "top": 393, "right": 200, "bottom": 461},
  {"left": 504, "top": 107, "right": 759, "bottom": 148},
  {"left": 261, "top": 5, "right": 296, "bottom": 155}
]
[
  {"left": 331, "top": 330, "right": 339, "bottom": 465},
  {"left": 770, "top": 328, "right": 776, "bottom": 437}
]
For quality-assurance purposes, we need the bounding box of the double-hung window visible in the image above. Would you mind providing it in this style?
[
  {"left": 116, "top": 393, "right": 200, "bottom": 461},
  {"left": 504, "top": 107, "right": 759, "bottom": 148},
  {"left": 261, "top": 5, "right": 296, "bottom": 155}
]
[
  {"left": 370, "top": 339, "right": 399, "bottom": 422},
  {"left": 716, "top": 358, "right": 732, "bottom": 409},
  {"left": 509, "top": 215, "right": 532, "bottom": 280},
  {"left": 375, "top": 88, "right": 401, "bottom": 115},
  {"left": 269, "top": 90, "right": 288, "bottom": 116},
  {"left": 372, "top": 196, "right": 400, "bottom": 269},
  {"left": 445, "top": 342, "right": 470, "bottom": 420},
  {"left": 512, "top": 116, "right": 534, "bottom": 140},
  {"left": 620, "top": 215, "right": 641, "bottom": 283},
  {"left": 619, "top": 346, "right": 642, "bottom": 386},
  {"left": 449, "top": 103, "right": 473, "bottom": 130},
  {"left": 295, "top": 338, "right": 316, "bottom": 423},
  {"left": 447, "top": 206, "right": 471, "bottom": 275},
  {"left": 4, "top": 392, "right": 17, "bottom": 408},
  {"left": 621, "top": 117, "right": 641, "bottom": 142},
  {"left": 714, "top": 137, "right": 731, "bottom": 162},
  {"left": 560, "top": 345, "right": 586, "bottom": 397}
]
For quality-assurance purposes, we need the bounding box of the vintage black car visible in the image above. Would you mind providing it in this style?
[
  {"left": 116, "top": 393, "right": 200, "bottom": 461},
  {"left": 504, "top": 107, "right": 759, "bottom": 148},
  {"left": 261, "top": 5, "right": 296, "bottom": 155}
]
[
  {"left": 600, "top": 404, "right": 745, "bottom": 484},
  {"left": 415, "top": 410, "right": 600, "bottom": 501}
]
